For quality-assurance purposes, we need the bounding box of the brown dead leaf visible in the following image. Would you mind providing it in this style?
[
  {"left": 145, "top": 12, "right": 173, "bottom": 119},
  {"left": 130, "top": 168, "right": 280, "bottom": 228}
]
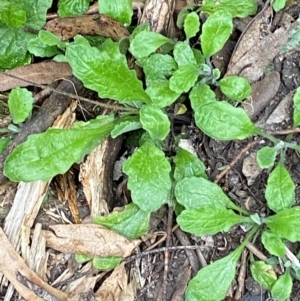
[
  {"left": 0, "top": 62, "right": 72, "bottom": 91},
  {"left": 226, "top": 5, "right": 293, "bottom": 83},
  {"left": 95, "top": 262, "right": 127, "bottom": 301},
  {"left": 45, "top": 14, "right": 129, "bottom": 41},
  {"left": 44, "top": 224, "right": 141, "bottom": 257}
]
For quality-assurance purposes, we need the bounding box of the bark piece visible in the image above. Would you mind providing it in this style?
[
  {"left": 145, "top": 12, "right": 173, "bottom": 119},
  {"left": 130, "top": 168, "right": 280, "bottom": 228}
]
[{"left": 45, "top": 14, "right": 129, "bottom": 41}]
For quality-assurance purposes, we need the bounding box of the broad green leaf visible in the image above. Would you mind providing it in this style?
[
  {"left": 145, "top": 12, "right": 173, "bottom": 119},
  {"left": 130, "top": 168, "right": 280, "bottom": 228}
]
[
  {"left": 293, "top": 87, "right": 300, "bottom": 127},
  {"left": 93, "top": 256, "right": 122, "bottom": 270},
  {"left": 192, "top": 48, "right": 205, "bottom": 65},
  {"left": 177, "top": 206, "right": 250, "bottom": 236},
  {"left": 38, "top": 30, "right": 62, "bottom": 46},
  {"left": 175, "top": 176, "right": 237, "bottom": 210},
  {"left": 145, "top": 81, "right": 180, "bottom": 108},
  {"left": 8, "top": 88, "right": 33, "bottom": 124},
  {"left": 186, "top": 245, "right": 243, "bottom": 301},
  {"left": 173, "top": 42, "right": 197, "bottom": 67},
  {"left": 123, "top": 141, "right": 172, "bottom": 212},
  {"left": 66, "top": 37, "right": 151, "bottom": 104},
  {"left": 129, "top": 31, "right": 171, "bottom": 60},
  {"left": 184, "top": 12, "right": 200, "bottom": 39},
  {"left": 27, "top": 37, "right": 61, "bottom": 57},
  {"left": 58, "top": 0, "right": 91, "bottom": 17},
  {"left": 265, "top": 207, "right": 300, "bottom": 242},
  {"left": 0, "top": 27, "right": 33, "bottom": 70},
  {"left": 194, "top": 101, "right": 259, "bottom": 140},
  {"left": 16, "top": 0, "right": 52, "bottom": 30},
  {"left": 0, "top": 137, "right": 11, "bottom": 154},
  {"left": 75, "top": 254, "right": 92, "bottom": 263},
  {"left": 169, "top": 64, "right": 199, "bottom": 93},
  {"left": 99, "top": 0, "right": 132, "bottom": 25},
  {"left": 256, "top": 146, "right": 277, "bottom": 169},
  {"left": 143, "top": 53, "right": 177, "bottom": 86},
  {"left": 219, "top": 76, "right": 251, "bottom": 101},
  {"left": 190, "top": 83, "right": 216, "bottom": 110},
  {"left": 140, "top": 105, "right": 170, "bottom": 141},
  {"left": 0, "top": 2, "right": 26, "bottom": 27},
  {"left": 272, "top": 0, "right": 287, "bottom": 12},
  {"left": 130, "top": 22, "right": 150, "bottom": 41},
  {"left": 176, "top": 3, "right": 196, "bottom": 29},
  {"left": 111, "top": 116, "right": 141, "bottom": 138},
  {"left": 261, "top": 230, "right": 286, "bottom": 257},
  {"left": 93, "top": 203, "right": 150, "bottom": 239},
  {"left": 174, "top": 147, "right": 207, "bottom": 182},
  {"left": 201, "top": 0, "right": 257, "bottom": 18},
  {"left": 250, "top": 261, "right": 277, "bottom": 290},
  {"left": 200, "top": 10, "right": 233, "bottom": 58},
  {"left": 265, "top": 162, "right": 295, "bottom": 213},
  {"left": 4, "top": 116, "right": 115, "bottom": 182},
  {"left": 271, "top": 271, "right": 293, "bottom": 301}
]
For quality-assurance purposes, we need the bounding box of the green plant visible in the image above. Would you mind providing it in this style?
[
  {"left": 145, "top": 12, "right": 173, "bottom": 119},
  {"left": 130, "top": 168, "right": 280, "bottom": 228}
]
[{"left": 2, "top": 0, "right": 300, "bottom": 300}]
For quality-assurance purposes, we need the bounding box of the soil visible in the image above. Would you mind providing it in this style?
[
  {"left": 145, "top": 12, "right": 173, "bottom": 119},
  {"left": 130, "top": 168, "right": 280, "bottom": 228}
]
[{"left": 1, "top": 1, "right": 300, "bottom": 301}]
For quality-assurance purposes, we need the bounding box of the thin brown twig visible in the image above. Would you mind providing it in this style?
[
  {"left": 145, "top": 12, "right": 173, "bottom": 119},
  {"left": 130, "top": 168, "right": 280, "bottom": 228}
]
[
  {"left": 234, "top": 249, "right": 248, "bottom": 300},
  {"left": 1, "top": 73, "right": 138, "bottom": 112},
  {"left": 266, "top": 127, "right": 300, "bottom": 135},
  {"left": 214, "top": 138, "right": 262, "bottom": 184}
]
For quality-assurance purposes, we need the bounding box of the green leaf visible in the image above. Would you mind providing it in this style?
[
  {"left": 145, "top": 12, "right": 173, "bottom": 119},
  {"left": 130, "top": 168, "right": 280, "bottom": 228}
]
[
  {"left": 169, "top": 64, "right": 199, "bottom": 93},
  {"left": 143, "top": 53, "right": 177, "bottom": 86},
  {"left": 184, "top": 12, "right": 200, "bottom": 39},
  {"left": 99, "top": 0, "right": 132, "bottom": 25},
  {"left": 66, "top": 37, "right": 151, "bottom": 104},
  {"left": 75, "top": 254, "right": 93, "bottom": 263},
  {"left": 190, "top": 83, "right": 216, "bottom": 110},
  {"left": 194, "top": 101, "right": 259, "bottom": 140},
  {"left": 201, "top": 0, "right": 257, "bottom": 18},
  {"left": 177, "top": 206, "right": 250, "bottom": 236},
  {"left": 176, "top": 3, "right": 196, "bottom": 29},
  {"left": 58, "top": 0, "right": 91, "bottom": 17},
  {"left": 16, "top": 0, "right": 52, "bottom": 30},
  {"left": 123, "top": 141, "right": 172, "bottom": 212},
  {"left": 93, "top": 203, "right": 150, "bottom": 239},
  {"left": 4, "top": 116, "right": 115, "bottom": 182},
  {"left": 173, "top": 147, "right": 207, "bottom": 182},
  {"left": 219, "top": 76, "right": 251, "bottom": 101},
  {"left": 145, "top": 81, "right": 180, "bottom": 108},
  {"left": 140, "top": 105, "right": 170, "bottom": 141},
  {"left": 272, "top": 0, "right": 287, "bottom": 12},
  {"left": 261, "top": 230, "right": 286, "bottom": 257},
  {"left": 93, "top": 256, "right": 122, "bottom": 270},
  {"left": 27, "top": 37, "right": 61, "bottom": 57},
  {"left": 173, "top": 42, "right": 197, "bottom": 67},
  {"left": 8, "top": 88, "right": 33, "bottom": 124},
  {"left": 0, "top": 137, "right": 11, "bottom": 154},
  {"left": 293, "top": 87, "right": 300, "bottom": 127},
  {"left": 265, "top": 162, "right": 295, "bottom": 213},
  {"left": 186, "top": 246, "right": 243, "bottom": 301},
  {"left": 265, "top": 207, "right": 300, "bottom": 242},
  {"left": 175, "top": 176, "right": 237, "bottom": 210},
  {"left": 0, "top": 2, "right": 26, "bottom": 27},
  {"left": 250, "top": 261, "right": 277, "bottom": 290},
  {"left": 111, "top": 116, "right": 141, "bottom": 138},
  {"left": 38, "top": 30, "right": 62, "bottom": 46},
  {"left": 200, "top": 10, "right": 233, "bottom": 58},
  {"left": 256, "top": 146, "right": 277, "bottom": 169},
  {"left": 129, "top": 31, "right": 171, "bottom": 60},
  {"left": 0, "top": 27, "right": 33, "bottom": 70},
  {"left": 271, "top": 271, "right": 293, "bottom": 301},
  {"left": 192, "top": 48, "right": 205, "bottom": 65},
  {"left": 130, "top": 22, "right": 150, "bottom": 41}
]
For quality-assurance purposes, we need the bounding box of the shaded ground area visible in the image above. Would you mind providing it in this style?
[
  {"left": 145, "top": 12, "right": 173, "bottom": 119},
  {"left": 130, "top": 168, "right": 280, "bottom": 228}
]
[{"left": 1, "top": 1, "right": 300, "bottom": 301}]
